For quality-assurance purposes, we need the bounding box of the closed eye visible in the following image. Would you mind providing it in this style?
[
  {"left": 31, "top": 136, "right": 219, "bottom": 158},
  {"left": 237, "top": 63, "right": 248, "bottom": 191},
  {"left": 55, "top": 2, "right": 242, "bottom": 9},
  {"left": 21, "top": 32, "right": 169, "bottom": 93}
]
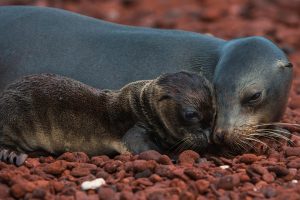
[{"left": 241, "top": 91, "right": 264, "bottom": 106}]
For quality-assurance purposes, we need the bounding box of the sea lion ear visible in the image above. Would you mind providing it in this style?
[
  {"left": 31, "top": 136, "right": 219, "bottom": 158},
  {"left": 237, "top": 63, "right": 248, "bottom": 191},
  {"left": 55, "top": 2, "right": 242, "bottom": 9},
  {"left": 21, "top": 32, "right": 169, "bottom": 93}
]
[
  {"left": 285, "top": 63, "right": 293, "bottom": 68},
  {"left": 277, "top": 60, "right": 293, "bottom": 68}
]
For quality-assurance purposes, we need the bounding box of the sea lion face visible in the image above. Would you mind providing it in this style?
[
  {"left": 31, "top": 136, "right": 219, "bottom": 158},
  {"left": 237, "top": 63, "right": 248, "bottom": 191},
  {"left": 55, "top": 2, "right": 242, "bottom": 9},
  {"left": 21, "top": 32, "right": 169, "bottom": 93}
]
[
  {"left": 144, "top": 71, "right": 215, "bottom": 153},
  {"left": 212, "top": 37, "right": 293, "bottom": 152}
]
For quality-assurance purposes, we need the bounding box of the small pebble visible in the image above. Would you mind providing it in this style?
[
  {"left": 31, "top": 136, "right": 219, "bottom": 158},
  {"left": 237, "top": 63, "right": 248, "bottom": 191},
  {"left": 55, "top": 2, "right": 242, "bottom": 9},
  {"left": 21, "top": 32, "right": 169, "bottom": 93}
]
[
  {"left": 220, "top": 165, "right": 230, "bottom": 169},
  {"left": 81, "top": 178, "right": 106, "bottom": 190}
]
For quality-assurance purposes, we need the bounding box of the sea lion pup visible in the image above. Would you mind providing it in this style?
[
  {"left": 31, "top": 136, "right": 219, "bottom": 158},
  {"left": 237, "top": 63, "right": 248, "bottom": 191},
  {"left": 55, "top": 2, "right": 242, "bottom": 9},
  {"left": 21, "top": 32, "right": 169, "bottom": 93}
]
[{"left": 0, "top": 72, "right": 215, "bottom": 166}]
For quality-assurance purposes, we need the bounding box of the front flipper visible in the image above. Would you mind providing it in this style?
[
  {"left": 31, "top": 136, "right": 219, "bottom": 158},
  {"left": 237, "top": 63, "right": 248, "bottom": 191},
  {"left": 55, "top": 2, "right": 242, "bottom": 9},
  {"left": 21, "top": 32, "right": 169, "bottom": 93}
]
[
  {"left": 0, "top": 149, "right": 28, "bottom": 166},
  {"left": 122, "top": 123, "right": 162, "bottom": 154}
]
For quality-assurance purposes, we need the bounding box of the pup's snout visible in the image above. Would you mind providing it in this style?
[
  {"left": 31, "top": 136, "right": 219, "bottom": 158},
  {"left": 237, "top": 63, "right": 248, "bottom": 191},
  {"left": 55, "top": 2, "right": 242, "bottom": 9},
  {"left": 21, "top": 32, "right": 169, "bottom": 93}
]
[{"left": 213, "top": 128, "right": 228, "bottom": 144}]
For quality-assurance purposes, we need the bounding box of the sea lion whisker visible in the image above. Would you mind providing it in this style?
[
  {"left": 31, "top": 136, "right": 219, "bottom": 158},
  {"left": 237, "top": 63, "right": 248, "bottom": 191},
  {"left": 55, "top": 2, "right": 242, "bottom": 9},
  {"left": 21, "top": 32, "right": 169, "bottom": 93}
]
[
  {"left": 249, "top": 133, "right": 284, "bottom": 144},
  {"left": 254, "top": 123, "right": 300, "bottom": 128},
  {"left": 233, "top": 135, "right": 247, "bottom": 151},
  {"left": 241, "top": 140, "right": 258, "bottom": 153},
  {"left": 231, "top": 139, "right": 245, "bottom": 153},
  {"left": 236, "top": 141, "right": 248, "bottom": 152},
  {"left": 237, "top": 137, "right": 255, "bottom": 152},
  {"left": 256, "top": 128, "right": 291, "bottom": 136},
  {"left": 244, "top": 136, "right": 270, "bottom": 149},
  {"left": 255, "top": 130, "right": 292, "bottom": 142},
  {"left": 249, "top": 132, "right": 281, "bottom": 140}
]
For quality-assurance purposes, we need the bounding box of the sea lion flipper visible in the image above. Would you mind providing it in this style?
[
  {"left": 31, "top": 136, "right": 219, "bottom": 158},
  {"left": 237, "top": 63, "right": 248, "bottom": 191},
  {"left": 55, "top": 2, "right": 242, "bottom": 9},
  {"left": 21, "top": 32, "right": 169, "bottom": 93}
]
[
  {"left": 0, "top": 149, "right": 28, "bottom": 166},
  {"left": 122, "top": 123, "right": 161, "bottom": 154},
  {"left": 15, "top": 153, "right": 28, "bottom": 166}
]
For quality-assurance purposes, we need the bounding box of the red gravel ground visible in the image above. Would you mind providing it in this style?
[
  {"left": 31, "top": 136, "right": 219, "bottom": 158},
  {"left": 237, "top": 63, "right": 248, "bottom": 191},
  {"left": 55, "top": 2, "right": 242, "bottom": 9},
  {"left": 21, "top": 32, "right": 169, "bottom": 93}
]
[{"left": 0, "top": 0, "right": 300, "bottom": 199}]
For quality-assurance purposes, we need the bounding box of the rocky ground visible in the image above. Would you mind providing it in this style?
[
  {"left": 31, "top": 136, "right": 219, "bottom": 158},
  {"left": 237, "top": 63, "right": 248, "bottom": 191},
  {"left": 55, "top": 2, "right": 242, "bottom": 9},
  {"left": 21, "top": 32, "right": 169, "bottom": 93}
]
[{"left": 0, "top": 0, "right": 300, "bottom": 199}]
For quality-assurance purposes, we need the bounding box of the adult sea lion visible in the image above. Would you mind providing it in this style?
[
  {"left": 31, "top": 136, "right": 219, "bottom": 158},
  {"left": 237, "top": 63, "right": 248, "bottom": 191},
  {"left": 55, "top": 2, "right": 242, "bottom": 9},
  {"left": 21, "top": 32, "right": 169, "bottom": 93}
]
[
  {"left": 0, "top": 6, "right": 293, "bottom": 150},
  {"left": 0, "top": 72, "right": 215, "bottom": 166}
]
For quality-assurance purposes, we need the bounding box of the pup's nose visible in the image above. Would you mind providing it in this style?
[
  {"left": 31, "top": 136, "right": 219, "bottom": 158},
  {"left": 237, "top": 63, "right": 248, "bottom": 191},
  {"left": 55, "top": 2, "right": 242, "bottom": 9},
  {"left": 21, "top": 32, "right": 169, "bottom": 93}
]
[{"left": 213, "top": 128, "right": 227, "bottom": 144}]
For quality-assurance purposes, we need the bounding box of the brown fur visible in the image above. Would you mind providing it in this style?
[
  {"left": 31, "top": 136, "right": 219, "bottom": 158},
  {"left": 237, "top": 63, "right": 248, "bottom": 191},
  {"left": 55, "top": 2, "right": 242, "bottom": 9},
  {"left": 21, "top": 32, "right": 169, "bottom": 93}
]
[{"left": 0, "top": 72, "right": 215, "bottom": 157}]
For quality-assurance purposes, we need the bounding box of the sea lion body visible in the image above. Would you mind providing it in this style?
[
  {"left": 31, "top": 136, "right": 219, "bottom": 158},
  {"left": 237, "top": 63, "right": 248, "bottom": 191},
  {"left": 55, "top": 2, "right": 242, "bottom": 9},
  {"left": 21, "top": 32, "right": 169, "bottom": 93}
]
[
  {"left": 0, "top": 72, "right": 214, "bottom": 163},
  {"left": 0, "top": 6, "right": 222, "bottom": 91},
  {"left": 0, "top": 6, "right": 293, "bottom": 151}
]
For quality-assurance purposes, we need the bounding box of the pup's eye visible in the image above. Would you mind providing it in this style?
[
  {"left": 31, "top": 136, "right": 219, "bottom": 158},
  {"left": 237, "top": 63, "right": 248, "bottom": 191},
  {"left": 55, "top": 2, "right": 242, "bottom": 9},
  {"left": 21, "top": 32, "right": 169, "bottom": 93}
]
[
  {"left": 182, "top": 107, "right": 200, "bottom": 123},
  {"left": 247, "top": 92, "right": 262, "bottom": 104}
]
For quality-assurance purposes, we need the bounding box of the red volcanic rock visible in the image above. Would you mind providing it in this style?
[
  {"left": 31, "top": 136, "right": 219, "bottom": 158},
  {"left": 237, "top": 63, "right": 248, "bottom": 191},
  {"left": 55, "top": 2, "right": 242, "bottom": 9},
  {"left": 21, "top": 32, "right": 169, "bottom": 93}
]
[
  {"left": 57, "top": 152, "right": 89, "bottom": 163},
  {"left": 285, "top": 147, "right": 300, "bottom": 156},
  {"left": 217, "top": 175, "right": 240, "bottom": 190},
  {"left": 155, "top": 165, "right": 175, "bottom": 178},
  {"left": 32, "top": 188, "right": 47, "bottom": 199},
  {"left": 287, "top": 158, "right": 300, "bottom": 168},
  {"left": 262, "top": 173, "right": 275, "bottom": 183},
  {"left": 238, "top": 154, "right": 259, "bottom": 164},
  {"left": 0, "top": 184, "right": 10, "bottom": 199},
  {"left": 71, "top": 167, "right": 91, "bottom": 177},
  {"left": 138, "top": 150, "right": 162, "bottom": 161},
  {"left": 158, "top": 155, "right": 173, "bottom": 165},
  {"left": 239, "top": 173, "right": 250, "bottom": 182},
  {"left": 132, "top": 160, "right": 156, "bottom": 172},
  {"left": 178, "top": 150, "right": 200, "bottom": 166},
  {"left": 249, "top": 164, "right": 268, "bottom": 175},
  {"left": 104, "top": 160, "right": 123, "bottom": 174},
  {"left": 24, "top": 158, "right": 41, "bottom": 168},
  {"left": 114, "top": 153, "right": 133, "bottom": 162},
  {"left": 120, "top": 191, "right": 134, "bottom": 200},
  {"left": 10, "top": 180, "right": 36, "bottom": 199},
  {"left": 43, "top": 160, "right": 67, "bottom": 175},
  {"left": 51, "top": 181, "right": 65, "bottom": 193},
  {"left": 195, "top": 179, "right": 210, "bottom": 194},
  {"left": 39, "top": 156, "right": 55, "bottom": 163},
  {"left": 96, "top": 169, "right": 110, "bottom": 180},
  {"left": 268, "top": 165, "right": 290, "bottom": 177},
  {"left": 184, "top": 167, "right": 206, "bottom": 180},
  {"left": 75, "top": 190, "right": 89, "bottom": 199},
  {"left": 149, "top": 174, "right": 163, "bottom": 183},
  {"left": 91, "top": 155, "right": 110, "bottom": 167},
  {"left": 98, "top": 186, "right": 118, "bottom": 200}
]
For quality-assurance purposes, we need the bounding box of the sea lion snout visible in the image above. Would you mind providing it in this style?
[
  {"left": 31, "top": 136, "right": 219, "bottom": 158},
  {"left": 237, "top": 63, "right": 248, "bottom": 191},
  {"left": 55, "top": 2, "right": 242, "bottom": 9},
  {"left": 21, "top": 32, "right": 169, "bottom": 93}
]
[{"left": 213, "top": 128, "right": 227, "bottom": 144}]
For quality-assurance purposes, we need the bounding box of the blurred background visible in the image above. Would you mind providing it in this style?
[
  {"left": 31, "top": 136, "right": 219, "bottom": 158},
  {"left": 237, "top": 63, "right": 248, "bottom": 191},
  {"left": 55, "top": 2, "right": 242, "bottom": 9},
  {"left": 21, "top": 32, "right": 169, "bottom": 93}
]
[{"left": 1, "top": 0, "right": 300, "bottom": 121}]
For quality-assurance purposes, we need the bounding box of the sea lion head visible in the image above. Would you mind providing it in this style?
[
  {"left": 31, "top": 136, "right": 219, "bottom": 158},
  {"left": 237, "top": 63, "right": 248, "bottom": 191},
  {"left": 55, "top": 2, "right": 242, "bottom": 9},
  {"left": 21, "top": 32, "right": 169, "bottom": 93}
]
[
  {"left": 140, "top": 71, "right": 215, "bottom": 153},
  {"left": 212, "top": 36, "right": 293, "bottom": 153}
]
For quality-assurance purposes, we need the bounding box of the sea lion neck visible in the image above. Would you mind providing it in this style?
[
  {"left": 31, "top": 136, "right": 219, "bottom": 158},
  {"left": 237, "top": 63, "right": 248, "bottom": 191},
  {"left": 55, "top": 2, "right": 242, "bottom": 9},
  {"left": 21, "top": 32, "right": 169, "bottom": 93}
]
[{"left": 106, "top": 80, "right": 152, "bottom": 135}]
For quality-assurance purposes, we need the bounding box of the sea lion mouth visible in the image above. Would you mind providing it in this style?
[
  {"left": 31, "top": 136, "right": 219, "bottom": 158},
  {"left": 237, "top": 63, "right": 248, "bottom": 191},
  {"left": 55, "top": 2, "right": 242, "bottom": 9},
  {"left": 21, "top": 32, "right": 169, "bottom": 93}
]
[{"left": 162, "top": 128, "right": 211, "bottom": 155}]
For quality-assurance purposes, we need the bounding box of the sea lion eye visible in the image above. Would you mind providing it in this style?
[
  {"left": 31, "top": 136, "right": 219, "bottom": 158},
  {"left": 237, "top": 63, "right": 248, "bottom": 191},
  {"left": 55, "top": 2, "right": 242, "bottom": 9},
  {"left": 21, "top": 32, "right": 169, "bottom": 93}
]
[
  {"left": 247, "top": 92, "right": 262, "bottom": 104},
  {"left": 182, "top": 107, "right": 200, "bottom": 123}
]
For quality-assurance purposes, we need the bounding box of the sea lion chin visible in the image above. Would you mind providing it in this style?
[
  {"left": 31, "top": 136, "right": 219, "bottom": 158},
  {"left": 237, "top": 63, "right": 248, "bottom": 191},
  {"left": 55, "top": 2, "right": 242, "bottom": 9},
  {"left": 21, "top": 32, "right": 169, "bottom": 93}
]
[{"left": 0, "top": 71, "right": 215, "bottom": 165}]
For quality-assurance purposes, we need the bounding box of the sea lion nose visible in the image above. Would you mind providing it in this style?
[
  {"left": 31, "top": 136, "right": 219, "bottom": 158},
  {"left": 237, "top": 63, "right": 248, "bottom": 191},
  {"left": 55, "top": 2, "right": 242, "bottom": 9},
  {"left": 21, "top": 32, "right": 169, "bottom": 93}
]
[{"left": 213, "top": 128, "right": 227, "bottom": 144}]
